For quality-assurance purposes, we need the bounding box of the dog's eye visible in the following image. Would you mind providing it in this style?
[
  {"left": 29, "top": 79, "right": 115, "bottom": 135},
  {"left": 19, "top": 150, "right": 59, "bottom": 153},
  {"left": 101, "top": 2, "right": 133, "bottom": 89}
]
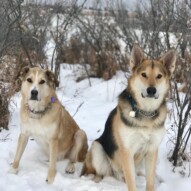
[
  {"left": 156, "top": 74, "right": 162, "bottom": 79},
  {"left": 27, "top": 78, "right": 32, "bottom": 83},
  {"left": 39, "top": 80, "right": 45, "bottom": 84},
  {"left": 141, "top": 73, "right": 147, "bottom": 78}
]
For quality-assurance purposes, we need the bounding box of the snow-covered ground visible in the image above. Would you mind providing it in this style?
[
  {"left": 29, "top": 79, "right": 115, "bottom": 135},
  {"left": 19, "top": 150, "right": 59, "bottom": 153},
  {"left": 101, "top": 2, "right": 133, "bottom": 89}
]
[{"left": 0, "top": 64, "right": 190, "bottom": 191}]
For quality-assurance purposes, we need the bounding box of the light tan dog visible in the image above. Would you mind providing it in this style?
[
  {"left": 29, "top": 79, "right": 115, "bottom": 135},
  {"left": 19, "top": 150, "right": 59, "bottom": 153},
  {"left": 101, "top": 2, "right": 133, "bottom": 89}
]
[
  {"left": 81, "top": 44, "right": 176, "bottom": 191},
  {"left": 9, "top": 67, "right": 88, "bottom": 183}
]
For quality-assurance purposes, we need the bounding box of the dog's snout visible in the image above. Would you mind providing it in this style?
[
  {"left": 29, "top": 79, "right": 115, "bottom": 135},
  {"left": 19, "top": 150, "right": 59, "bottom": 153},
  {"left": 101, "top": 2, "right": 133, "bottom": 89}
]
[
  {"left": 31, "top": 90, "right": 38, "bottom": 96},
  {"left": 31, "top": 90, "right": 38, "bottom": 100},
  {"left": 147, "top": 87, "right": 156, "bottom": 96}
]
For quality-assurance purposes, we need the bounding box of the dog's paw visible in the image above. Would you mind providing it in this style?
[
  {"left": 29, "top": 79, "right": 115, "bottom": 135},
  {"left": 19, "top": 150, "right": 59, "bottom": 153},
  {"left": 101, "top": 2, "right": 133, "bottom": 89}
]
[
  {"left": 65, "top": 163, "right": 75, "bottom": 174},
  {"left": 46, "top": 177, "right": 54, "bottom": 184},
  {"left": 8, "top": 167, "right": 18, "bottom": 174},
  {"left": 93, "top": 175, "right": 103, "bottom": 183},
  {"left": 46, "top": 169, "right": 56, "bottom": 184},
  {"left": 137, "top": 170, "right": 145, "bottom": 177}
]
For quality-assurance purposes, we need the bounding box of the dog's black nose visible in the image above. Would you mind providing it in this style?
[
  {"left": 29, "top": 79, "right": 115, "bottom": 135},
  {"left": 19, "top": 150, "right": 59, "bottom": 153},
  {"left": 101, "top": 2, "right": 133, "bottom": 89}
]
[
  {"left": 31, "top": 90, "right": 38, "bottom": 100},
  {"left": 147, "top": 87, "right": 156, "bottom": 97}
]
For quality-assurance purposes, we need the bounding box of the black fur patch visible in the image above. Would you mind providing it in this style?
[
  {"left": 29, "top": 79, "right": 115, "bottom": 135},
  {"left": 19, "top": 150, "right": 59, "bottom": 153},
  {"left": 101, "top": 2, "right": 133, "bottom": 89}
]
[
  {"left": 96, "top": 107, "right": 118, "bottom": 158},
  {"left": 119, "top": 106, "right": 136, "bottom": 127},
  {"left": 119, "top": 89, "right": 129, "bottom": 101}
]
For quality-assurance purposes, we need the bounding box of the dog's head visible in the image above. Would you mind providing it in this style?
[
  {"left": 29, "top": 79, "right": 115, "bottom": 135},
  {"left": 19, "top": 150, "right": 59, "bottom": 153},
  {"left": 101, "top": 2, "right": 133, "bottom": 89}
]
[
  {"left": 128, "top": 44, "right": 176, "bottom": 110},
  {"left": 17, "top": 67, "right": 59, "bottom": 103}
]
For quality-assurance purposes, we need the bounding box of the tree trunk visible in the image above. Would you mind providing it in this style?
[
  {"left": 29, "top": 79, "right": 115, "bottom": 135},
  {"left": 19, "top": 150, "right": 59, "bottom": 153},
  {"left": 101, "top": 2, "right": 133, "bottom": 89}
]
[{"left": 0, "top": 95, "right": 9, "bottom": 130}]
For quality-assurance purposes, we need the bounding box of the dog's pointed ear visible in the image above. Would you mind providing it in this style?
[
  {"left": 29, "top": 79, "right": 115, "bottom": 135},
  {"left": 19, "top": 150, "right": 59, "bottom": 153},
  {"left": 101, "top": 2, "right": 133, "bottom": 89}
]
[
  {"left": 46, "top": 70, "right": 59, "bottom": 89},
  {"left": 130, "top": 44, "right": 144, "bottom": 70},
  {"left": 160, "top": 49, "right": 176, "bottom": 77},
  {"left": 15, "top": 66, "right": 30, "bottom": 92}
]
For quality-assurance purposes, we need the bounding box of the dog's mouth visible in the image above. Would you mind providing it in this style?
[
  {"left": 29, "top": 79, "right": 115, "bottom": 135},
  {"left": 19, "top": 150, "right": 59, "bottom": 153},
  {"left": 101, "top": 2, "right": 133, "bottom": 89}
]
[
  {"left": 141, "top": 92, "right": 159, "bottom": 99},
  {"left": 30, "top": 97, "right": 39, "bottom": 101},
  {"left": 30, "top": 98, "right": 40, "bottom": 101}
]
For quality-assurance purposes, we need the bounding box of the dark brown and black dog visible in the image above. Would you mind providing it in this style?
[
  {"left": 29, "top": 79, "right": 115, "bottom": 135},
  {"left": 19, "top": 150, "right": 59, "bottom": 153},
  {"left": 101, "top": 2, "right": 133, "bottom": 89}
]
[{"left": 82, "top": 44, "right": 176, "bottom": 191}]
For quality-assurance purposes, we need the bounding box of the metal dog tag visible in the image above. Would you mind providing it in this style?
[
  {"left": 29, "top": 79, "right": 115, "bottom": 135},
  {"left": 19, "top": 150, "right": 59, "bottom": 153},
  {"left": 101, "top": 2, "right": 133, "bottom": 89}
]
[{"left": 129, "top": 111, "right": 136, "bottom": 118}]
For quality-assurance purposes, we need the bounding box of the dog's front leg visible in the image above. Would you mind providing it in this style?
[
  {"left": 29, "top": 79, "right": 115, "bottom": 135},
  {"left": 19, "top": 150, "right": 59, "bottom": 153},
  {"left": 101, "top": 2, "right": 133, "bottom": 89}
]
[
  {"left": 120, "top": 149, "right": 137, "bottom": 191},
  {"left": 47, "top": 139, "right": 58, "bottom": 184},
  {"left": 145, "top": 149, "right": 158, "bottom": 191},
  {"left": 9, "top": 133, "right": 29, "bottom": 173}
]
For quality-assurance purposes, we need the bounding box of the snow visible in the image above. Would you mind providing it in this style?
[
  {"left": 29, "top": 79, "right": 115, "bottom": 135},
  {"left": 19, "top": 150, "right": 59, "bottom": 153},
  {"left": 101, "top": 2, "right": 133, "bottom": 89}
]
[{"left": 0, "top": 64, "right": 191, "bottom": 191}]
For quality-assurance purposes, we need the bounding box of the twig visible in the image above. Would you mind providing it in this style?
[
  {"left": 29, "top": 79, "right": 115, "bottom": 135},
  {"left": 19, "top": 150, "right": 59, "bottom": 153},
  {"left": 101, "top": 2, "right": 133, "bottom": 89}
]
[
  {"left": 0, "top": 133, "right": 11, "bottom": 142},
  {"left": 73, "top": 102, "right": 84, "bottom": 117}
]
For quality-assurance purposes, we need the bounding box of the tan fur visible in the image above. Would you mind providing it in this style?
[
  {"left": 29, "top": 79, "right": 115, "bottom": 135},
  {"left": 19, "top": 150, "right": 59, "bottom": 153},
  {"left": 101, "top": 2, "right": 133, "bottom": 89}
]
[
  {"left": 9, "top": 67, "right": 88, "bottom": 183},
  {"left": 81, "top": 151, "right": 96, "bottom": 175},
  {"left": 82, "top": 44, "right": 176, "bottom": 191}
]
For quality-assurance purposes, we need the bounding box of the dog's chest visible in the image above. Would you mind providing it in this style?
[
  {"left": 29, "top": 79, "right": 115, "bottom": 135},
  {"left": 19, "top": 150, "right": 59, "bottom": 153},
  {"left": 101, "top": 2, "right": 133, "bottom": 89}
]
[
  {"left": 21, "top": 119, "right": 57, "bottom": 151},
  {"left": 119, "top": 125, "right": 165, "bottom": 154}
]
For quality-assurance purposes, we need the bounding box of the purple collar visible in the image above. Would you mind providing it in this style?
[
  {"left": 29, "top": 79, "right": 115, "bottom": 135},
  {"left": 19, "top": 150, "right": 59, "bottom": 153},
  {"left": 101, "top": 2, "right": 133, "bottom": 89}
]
[{"left": 51, "top": 96, "right": 56, "bottom": 103}]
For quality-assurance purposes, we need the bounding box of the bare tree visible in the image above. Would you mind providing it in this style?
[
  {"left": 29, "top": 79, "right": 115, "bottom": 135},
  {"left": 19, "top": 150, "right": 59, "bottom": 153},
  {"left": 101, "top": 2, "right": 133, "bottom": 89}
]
[
  {"left": 50, "top": 0, "right": 87, "bottom": 79},
  {"left": 109, "top": 0, "right": 181, "bottom": 58},
  {"left": 76, "top": 4, "right": 127, "bottom": 80},
  {"left": 17, "top": 2, "right": 54, "bottom": 67},
  {"left": 169, "top": 80, "right": 191, "bottom": 169},
  {"left": 0, "top": 0, "right": 23, "bottom": 130}
]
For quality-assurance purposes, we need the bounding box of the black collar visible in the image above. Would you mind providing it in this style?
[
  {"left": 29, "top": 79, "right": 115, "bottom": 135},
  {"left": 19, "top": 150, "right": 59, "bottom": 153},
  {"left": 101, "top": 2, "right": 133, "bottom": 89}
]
[{"left": 126, "top": 92, "right": 158, "bottom": 118}]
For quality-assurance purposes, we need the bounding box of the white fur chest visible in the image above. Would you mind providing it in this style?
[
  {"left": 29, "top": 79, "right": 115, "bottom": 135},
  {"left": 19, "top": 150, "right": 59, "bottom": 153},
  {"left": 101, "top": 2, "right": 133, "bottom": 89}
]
[
  {"left": 21, "top": 118, "right": 57, "bottom": 152},
  {"left": 119, "top": 124, "right": 165, "bottom": 154}
]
